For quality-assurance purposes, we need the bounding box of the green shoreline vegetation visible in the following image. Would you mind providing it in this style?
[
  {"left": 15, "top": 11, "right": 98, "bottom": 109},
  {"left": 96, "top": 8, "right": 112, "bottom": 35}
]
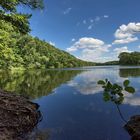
[
  {"left": 1, "top": 19, "right": 140, "bottom": 70},
  {"left": 0, "top": 1, "right": 140, "bottom": 71},
  {"left": 0, "top": 20, "right": 95, "bottom": 70},
  {"left": 1, "top": 19, "right": 139, "bottom": 70},
  {"left": 0, "top": 0, "right": 95, "bottom": 70}
]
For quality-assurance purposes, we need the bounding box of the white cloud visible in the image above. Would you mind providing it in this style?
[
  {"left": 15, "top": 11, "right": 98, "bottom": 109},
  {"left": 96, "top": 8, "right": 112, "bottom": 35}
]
[
  {"left": 104, "top": 15, "right": 109, "bottom": 18},
  {"left": 138, "top": 45, "right": 140, "bottom": 49},
  {"left": 88, "top": 25, "right": 93, "bottom": 30},
  {"left": 87, "top": 15, "right": 109, "bottom": 30},
  {"left": 71, "top": 38, "right": 76, "bottom": 42},
  {"left": 49, "top": 41, "right": 55, "bottom": 46},
  {"left": 66, "top": 37, "right": 112, "bottom": 62},
  {"left": 78, "top": 15, "right": 109, "bottom": 30},
  {"left": 63, "top": 8, "right": 72, "bottom": 15},
  {"left": 113, "top": 46, "right": 131, "bottom": 56},
  {"left": 67, "top": 37, "right": 104, "bottom": 51},
  {"left": 79, "top": 47, "right": 112, "bottom": 62},
  {"left": 113, "top": 22, "right": 140, "bottom": 44},
  {"left": 113, "top": 37, "right": 138, "bottom": 44}
]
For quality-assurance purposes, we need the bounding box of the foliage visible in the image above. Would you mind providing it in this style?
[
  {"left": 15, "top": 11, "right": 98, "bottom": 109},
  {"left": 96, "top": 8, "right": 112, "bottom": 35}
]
[
  {"left": 0, "top": 0, "right": 43, "bottom": 34},
  {"left": 0, "top": 20, "right": 95, "bottom": 69},
  {"left": 96, "top": 61, "right": 119, "bottom": 66},
  {"left": 119, "top": 52, "right": 140, "bottom": 65},
  {"left": 97, "top": 79, "right": 135, "bottom": 105}
]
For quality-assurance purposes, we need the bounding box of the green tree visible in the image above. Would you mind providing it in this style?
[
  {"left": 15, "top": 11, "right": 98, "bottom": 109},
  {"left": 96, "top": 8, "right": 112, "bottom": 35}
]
[
  {"left": 0, "top": 0, "right": 44, "bottom": 34},
  {"left": 119, "top": 52, "right": 140, "bottom": 65}
]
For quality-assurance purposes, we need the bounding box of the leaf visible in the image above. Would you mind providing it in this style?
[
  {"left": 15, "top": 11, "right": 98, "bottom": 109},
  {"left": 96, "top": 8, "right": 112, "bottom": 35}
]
[
  {"left": 123, "top": 80, "right": 130, "bottom": 87},
  {"left": 118, "top": 92, "right": 123, "bottom": 97},
  {"left": 97, "top": 80, "right": 105, "bottom": 85},
  {"left": 125, "top": 87, "right": 135, "bottom": 94},
  {"left": 103, "top": 92, "right": 111, "bottom": 102},
  {"left": 106, "top": 81, "right": 112, "bottom": 89}
]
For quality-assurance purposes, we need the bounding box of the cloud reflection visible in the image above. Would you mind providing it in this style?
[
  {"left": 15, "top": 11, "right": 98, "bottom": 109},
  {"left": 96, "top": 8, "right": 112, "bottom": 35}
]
[
  {"left": 68, "top": 68, "right": 126, "bottom": 95},
  {"left": 67, "top": 67, "right": 140, "bottom": 106}
]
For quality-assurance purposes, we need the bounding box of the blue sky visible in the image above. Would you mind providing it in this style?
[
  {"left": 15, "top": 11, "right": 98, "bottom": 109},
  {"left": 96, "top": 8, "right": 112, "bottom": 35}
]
[{"left": 19, "top": 0, "right": 140, "bottom": 62}]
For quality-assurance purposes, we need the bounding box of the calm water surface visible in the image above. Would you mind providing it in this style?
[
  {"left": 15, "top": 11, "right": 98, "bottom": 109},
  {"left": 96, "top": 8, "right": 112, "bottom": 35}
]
[{"left": 1, "top": 66, "right": 140, "bottom": 140}]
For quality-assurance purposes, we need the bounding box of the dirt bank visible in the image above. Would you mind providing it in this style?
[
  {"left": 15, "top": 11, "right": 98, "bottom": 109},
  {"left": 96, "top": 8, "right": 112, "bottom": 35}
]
[{"left": 0, "top": 89, "right": 41, "bottom": 140}]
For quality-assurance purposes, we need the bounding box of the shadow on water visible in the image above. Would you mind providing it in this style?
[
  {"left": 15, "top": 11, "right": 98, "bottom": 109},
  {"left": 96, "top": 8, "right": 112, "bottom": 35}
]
[{"left": 0, "top": 70, "right": 82, "bottom": 99}]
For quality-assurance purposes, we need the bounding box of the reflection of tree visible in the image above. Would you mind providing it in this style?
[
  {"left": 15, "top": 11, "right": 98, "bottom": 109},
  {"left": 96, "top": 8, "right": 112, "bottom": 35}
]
[
  {"left": 119, "top": 68, "right": 140, "bottom": 77},
  {"left": 0, "top": 70, "right": 81, "bottom": 99}
]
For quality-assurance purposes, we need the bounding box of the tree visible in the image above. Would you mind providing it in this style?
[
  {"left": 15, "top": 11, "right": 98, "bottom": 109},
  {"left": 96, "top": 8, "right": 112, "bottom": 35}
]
[
  {"left": 0, "top": 0, "right": 44, "bottom": 34},
  {"left": 119, "top": 52, "right": 140, "bottom": 65}
]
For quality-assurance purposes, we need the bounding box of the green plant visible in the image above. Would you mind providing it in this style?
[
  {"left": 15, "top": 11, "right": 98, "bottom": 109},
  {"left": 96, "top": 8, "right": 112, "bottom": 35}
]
[
  {"left": 98, "top": 79, "right": 135, "bottom": 105},
  {"left": 98, "top": 79, "right": 135, "bottom": 123}
]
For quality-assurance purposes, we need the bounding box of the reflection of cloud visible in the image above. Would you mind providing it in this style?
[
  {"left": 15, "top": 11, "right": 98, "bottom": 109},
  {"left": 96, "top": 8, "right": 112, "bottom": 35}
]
[
  {"left": 67, "top": 67, "right": 140, "bottom": 106},
  {"left": 123, "top": 90, "right": 140, "bottom": 106},
  {"left": 124, "top": 96, "right": 140, "bottom": 106},
  {"left": 68, "top": 68, "right": 127, "bottom": 95}
]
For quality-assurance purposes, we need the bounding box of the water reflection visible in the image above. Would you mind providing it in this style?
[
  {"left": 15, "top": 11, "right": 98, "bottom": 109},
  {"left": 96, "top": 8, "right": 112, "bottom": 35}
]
[
  {"left": 119, "top": 68, "right": 140, "bottom": 77},
  {"left": 67, "top": 67, "right": 140, "bottom": 107},
  {"left": 0, "top": 70, "right": 82, "bottom": 99},
  {"left": 0, "top": 67, "right": 140, "bottom": 139},
  {"left": 33, "top": 67, "right": 140, "bottom": 140},
  {"left": 68, "top": 68, "right": 127, "bottom": 95}
]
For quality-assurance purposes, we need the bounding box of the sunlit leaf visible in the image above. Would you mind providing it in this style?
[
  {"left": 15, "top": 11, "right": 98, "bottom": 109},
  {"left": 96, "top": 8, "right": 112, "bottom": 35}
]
[
  {"left": 123, "top": 80, "right": 130, "bottom": 87},
  {"left": 97, "top": 80, "right": 105, "bottom": 85},
  {"left": 103, "top": 92, "right": 110, "bottom": 102},
  {"left": 125, "top": 87, "right": 135, "bottom": 94}
]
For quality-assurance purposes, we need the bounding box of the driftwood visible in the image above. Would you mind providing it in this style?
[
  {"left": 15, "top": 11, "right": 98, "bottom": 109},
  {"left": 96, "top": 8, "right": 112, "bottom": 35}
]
[{"left": 0, "top": 89, "right": 41, "bottom": 140}]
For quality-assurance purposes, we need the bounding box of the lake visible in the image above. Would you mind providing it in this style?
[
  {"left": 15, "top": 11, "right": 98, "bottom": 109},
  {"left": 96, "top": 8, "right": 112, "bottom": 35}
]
[{"left": 0, "top": 66, "right": 140, "bottom": 140}]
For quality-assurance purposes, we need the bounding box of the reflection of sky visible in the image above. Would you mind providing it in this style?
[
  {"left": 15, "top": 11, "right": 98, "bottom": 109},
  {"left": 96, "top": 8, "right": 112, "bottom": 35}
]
[
  {"left": 67, "top": 67, "right": 140, "bottom": 106},
  {"left": 34, "top": 67, "right": 140, "bottom": 140},
  {"left": 68, "top": 68, "right": 127, "bottom": 95}
]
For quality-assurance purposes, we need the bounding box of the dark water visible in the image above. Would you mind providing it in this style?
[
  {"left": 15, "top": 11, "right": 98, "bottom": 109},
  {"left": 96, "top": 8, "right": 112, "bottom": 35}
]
[{"left": 1, "top": 66, "right": 140, "bottom": 140}]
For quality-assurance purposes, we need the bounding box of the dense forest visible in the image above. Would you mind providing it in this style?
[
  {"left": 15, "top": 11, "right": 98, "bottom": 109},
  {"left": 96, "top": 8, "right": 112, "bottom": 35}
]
[
  {"left": 0, "top": 0, "right": 95, "bottom": 70},
  {"left": 0, "top": 1, "right": 140, "bottom": 70},
  {"left": 0, "top": 20, "right": 95, "bottom": 69},
  {"left": 119, "top": 52, "right": 140, "bottom": 65}
]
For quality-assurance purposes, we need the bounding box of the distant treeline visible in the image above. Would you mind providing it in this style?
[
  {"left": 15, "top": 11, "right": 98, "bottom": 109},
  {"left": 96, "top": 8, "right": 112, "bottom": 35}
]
[
  {"left": 96, "top": 61, "right": 119, "bottom": 66},
  {"left": 119, "top": 52, "right": 140, "bottom": 65},
  {"left": 96, "top": 52, "right": 140, "bottom": 66}
]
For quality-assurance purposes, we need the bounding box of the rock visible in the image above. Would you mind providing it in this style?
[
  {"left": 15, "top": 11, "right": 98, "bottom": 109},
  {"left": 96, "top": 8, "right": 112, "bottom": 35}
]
[
  {"left": 0, "top": 90, "right": 41, "bottom": 140},
  {"left": 124, "top": 115, "right": 140, "bottom": 140}
]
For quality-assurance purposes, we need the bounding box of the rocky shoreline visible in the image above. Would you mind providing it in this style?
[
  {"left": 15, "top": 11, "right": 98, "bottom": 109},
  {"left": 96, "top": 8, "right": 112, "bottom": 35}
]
[{"left": 0, "top": 90, "right": 41, "bottom": 140}]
